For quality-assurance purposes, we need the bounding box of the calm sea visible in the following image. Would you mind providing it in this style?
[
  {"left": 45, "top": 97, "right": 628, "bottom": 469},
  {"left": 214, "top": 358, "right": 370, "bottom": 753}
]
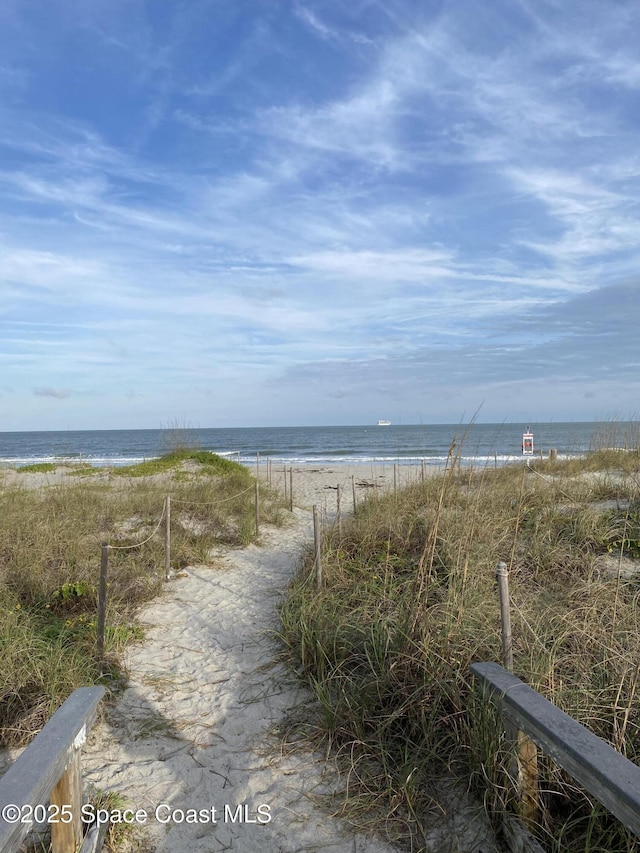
[{"left": 0, "top": 422, "right": 634, "bottom": 469}]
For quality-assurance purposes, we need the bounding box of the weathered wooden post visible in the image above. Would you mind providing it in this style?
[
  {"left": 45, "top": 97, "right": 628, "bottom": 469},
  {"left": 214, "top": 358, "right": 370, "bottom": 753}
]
[
  {"left": 313, "top": 505, "right": 322, "bottom": 589},
  {"left": 496, "top": 562, "right": 513, "bottom": 670},
  {"left": 255, "top": 480, "right": 260, "bottom": 536},
  {"left": 496, "top": 561, "right": 539, "bottom": 830},
  {"left": 283, "top": 467, "right": 287, "bottom": 501},
  {"left": 336, "top": 484, "right": 342, "bottom": 539},
  {"left": 549, "top": 448, "right": 557, "bottom": 462},
  {"left": 394, "top": 463, "right": 398, "bottom": 495},
  {"left": 50, "top": 747, "right": 83, "bottom": 853},
  {"left": 97, "top": 544, "right": 109, "bottom": 671},
  {"left": 164, "top": 495, "right": 171, "bottom": 581},
  {"left": 256, "top": 451, "right": 259, "bottom": 478},
  {"left": 289, "top": 467, "right": 294, "bottom": 511},
  {"left": 421, "top": 459, "right": 425, "bottom": 483}
]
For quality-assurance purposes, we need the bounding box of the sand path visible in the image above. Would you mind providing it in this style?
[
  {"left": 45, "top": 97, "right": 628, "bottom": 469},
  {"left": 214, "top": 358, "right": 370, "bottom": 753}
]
[{"left": 83, "top": 505, "right": 402, "bottom": 853}]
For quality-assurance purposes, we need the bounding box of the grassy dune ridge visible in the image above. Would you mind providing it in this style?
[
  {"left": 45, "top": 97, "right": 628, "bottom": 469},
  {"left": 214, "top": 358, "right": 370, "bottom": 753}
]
[
  {"left": 279, "top": 447, "right": 640, "bottom": 852},
  {"left": 0, "top": 450, "right": 287, "bottom": 745}
]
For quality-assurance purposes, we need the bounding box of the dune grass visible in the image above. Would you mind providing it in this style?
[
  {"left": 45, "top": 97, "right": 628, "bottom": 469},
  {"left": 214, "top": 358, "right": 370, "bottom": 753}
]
[
  {"left": 0, "top": 452, "right": 287, "bottom": 746},
  {"left": 112, "top": 448, "right": 242, "bottom": 477},
  {"left": 279, "top": 444, "right": 640, "bottom": 852}
]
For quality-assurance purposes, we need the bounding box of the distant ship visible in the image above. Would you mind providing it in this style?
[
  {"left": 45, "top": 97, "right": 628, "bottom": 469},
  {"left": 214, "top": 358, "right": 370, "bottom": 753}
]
[{"left": 377, "top": 420, "right": 391, "bottom": 426}]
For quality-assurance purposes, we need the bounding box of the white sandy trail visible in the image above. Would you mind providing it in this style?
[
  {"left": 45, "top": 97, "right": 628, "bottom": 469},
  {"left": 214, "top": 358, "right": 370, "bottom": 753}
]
[{"left": 83, "top": 508, "right": 399, "bottom": 853}]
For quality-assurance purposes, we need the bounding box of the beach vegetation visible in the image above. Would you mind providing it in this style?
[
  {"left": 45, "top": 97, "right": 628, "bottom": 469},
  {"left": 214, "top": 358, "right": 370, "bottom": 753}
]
[
  {"left": 16, "top": 462, "right": 97, "bottom": 474},
  {"left": 0, "top": 456, "right": 286, "bottom": 746},
  {"left": 18, "top": 462, "right": 59, "bottom": 473},
  {"left": 280, "top": 445, "right": 640, "bottom": 852},
  {"left": 160, "top": 417, "right": 201, "bottom": 455},
  {"left": 112, "top": 448, "right": 244, "bottom": 478}
]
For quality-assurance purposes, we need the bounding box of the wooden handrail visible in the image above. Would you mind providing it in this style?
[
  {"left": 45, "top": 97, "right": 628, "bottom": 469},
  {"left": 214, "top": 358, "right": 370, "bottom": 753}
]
[
  {"left": 0, "top": 686, "right": 105, "bottom": 853},
  {"left": 471, "top": 661, "right": 640, "bottom": 838}
]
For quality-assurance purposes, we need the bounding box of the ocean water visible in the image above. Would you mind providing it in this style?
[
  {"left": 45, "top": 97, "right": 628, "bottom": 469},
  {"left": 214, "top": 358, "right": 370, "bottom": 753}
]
[{"left": 0, "top": 422, "right": 634, "bottom": 469}]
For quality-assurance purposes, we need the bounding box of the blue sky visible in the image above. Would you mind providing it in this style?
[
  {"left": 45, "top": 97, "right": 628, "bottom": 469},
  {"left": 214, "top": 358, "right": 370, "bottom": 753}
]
[{"left": 1, "top": 0, "right": 639, "bottom": 430}]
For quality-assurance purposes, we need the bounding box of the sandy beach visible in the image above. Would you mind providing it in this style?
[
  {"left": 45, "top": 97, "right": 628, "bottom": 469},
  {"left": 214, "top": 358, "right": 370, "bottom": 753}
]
[{"left": 253, "top": 461, "right": 442, "bottom": 512}]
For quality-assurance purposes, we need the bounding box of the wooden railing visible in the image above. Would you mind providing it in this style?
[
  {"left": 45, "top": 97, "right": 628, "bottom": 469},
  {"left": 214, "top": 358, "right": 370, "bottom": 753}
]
[
  {"left": 471, "top": 661, "right": 640, "bottom": 848},
  {"left": 0, "top": 686, "right": 105, "bottom": 853}
]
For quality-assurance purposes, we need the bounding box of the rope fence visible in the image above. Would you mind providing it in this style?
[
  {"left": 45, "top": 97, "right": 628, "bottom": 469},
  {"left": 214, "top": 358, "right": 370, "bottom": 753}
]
[
  {"left": 107, "top": 501, "right": 167, "bottom": 550},
  {"left": 95, "top": 483, "right": 261, "bottom": 669},
  {"left": 170, "top": 484, "right": 255, "bottom": 506}
]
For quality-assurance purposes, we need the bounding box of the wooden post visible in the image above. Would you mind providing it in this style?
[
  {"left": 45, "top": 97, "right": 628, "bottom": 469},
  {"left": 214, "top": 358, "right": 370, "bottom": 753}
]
[
  {"left": 255, "top": 481, "right": 260, "bottom": 536},
  {"left": 164, "top": 495, "right": 171, "bottom": 581},
  {"left": 421, "top": 459, "right": 425, "bottom": 483},
  {"left": 283, "top": 467, "right": 287, "bottom": 501},
  {"left": 517, "top": 729, "right": 539, "bottom": 830},
  {"left": 352, "top": 475, "right": 357, "bottom": 514},
  {"left": 496, "top": 562, "right": 539, "bottom": 829},
  {"left": 289, "top": 467, "right": 293, "bottom": 511},
  {"left": 313, "top": 505, "right": 322, "bottom": 589},
  {"left": 496, "top": 561, "right": 513, "bottom": 671},
  {"left": 394, "top": 463, "right": 398, "bottom": 494},
  {"left": 50, "top": 748, "right": 82, "bottom": 853},
  {"left": 96, "top": 544, "right": 109, "bottom": 670},
  {"left": 336, "top": 484, "right": 342, "bottom": 539},
  {"left": 549, "top": 448, "right": 557, "bottom": 462},
  {"left": 256, "top": 451, "right": 259, "bottom": 478}
]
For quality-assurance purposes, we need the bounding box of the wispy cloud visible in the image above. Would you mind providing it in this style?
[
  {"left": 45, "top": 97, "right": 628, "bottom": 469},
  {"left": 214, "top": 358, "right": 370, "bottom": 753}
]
[
  {"left": 0, "top": 0, "right": 638, "bottom": 428},
  {"left": 33, "top": 387, "right": 71, "bottom": 399}
]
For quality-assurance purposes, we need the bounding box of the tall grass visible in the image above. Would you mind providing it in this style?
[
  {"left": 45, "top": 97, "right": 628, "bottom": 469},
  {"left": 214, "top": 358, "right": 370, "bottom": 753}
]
[
  {"left": 280, "top": 448, "right": 640, "bottom": 852},
  {"left": 0, "top": 451, "right": 287, "bottom": 745}
]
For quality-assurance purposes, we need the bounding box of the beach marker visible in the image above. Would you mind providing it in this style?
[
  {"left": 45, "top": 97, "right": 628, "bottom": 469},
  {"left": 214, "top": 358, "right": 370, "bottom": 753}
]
[{"left": 522, "top": 428, "right": 534, "bottom": 456}]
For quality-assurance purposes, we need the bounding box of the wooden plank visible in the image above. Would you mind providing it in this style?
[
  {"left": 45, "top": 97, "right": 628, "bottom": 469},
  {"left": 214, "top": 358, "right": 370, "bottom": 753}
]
[
  {"left": 471, "top": 661, "right": 640, "bottom": 837},
  {"left": 0, "top": 686, "right": 105, "bottom": 852}
]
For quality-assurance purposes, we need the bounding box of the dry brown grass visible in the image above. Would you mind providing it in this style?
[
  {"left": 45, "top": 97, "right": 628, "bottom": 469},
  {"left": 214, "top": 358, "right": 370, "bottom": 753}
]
[{"left": 280, "top": 446, "right": 640, "bottom": 852}]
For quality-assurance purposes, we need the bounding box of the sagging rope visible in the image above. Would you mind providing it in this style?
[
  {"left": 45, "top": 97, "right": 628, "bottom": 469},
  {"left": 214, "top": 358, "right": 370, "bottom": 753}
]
[
  {"left": 170, "top": 484, "right": 255, "bottom": 507},
  {"left": 108, "top": 501, "right": 166, "bottom": 550},
  {"left": 105, "top": 483, "right": 256, "bottom": 550}
]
